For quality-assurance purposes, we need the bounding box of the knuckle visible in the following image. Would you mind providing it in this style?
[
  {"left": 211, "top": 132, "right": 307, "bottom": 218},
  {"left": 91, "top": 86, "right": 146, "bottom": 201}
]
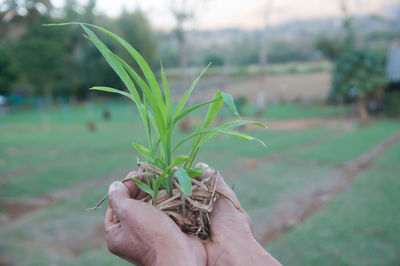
[
  {"left": 116, "top": 200, "right": 129, "bottom": 217},
  {"left": 106, "top": 239, "right": 118, "bottom": 254}
]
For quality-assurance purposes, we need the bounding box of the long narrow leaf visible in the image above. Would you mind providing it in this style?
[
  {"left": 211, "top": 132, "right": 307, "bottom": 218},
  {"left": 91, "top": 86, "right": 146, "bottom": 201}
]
[
  {"left": 203, "top": 91, "right": 224, "bottom": 128},
  {"left": 131, "top": 178, "right": 153, "bottom": 197},
  {"left": 143, "top": 96, "right": 153, "bottom": 151},
  {"left": 221, "top": 92, "right": 240, "bottom": 118},
  {"left": 110, "top": 53, "right": 167, "bottom": 138},
  {"left": 83, "top": 23, "right": 166, "bottom": 114},
  {"left": 81, "top": 25, "right": 140, "bottom": 106},
  {"left": 160, "top": 63, "right": 173, "bottom": 124},
  {"left": 199, "top": 120, "right": 266, "bottom": 146},
  {"left": 46, "top": 22, "right": 167, "bottom": 122},
  {"left": 221, "top": 119, "right": 266, "bottom": 129},
  {"left": 169, "top": 155, "right": 189, "bottom": 168},
  {"left": 90, "top": 86, "right": 135, "bottom": 101},
  {"left": 173, "top": 127, "right": 265, "bottom": 152},
  {"left": 175, "top": 63, "right": 212, "bottom": 114},
  {"left": 80, "top": 25, "right": 147, "bottom": 129},
  {"left": 173, "top": 97, "right": 221, "bottom": 124},
  {"left": 132, "top": 142, "right": 156, "bottom": 162}
]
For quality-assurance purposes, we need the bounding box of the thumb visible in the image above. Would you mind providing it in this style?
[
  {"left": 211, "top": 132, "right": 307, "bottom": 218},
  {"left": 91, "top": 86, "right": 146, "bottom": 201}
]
[
  {"left": 195, "top": 162, "right": 214, "bottom": 180},
  {"left": 108, "top": 181, "right": 130, "bottom": 215}
]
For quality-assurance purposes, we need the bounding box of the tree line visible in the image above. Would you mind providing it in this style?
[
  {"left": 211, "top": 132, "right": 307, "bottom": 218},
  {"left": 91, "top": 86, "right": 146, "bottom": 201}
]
[{"left": 0, "top": 0, "right": 157, "bottom": 102}]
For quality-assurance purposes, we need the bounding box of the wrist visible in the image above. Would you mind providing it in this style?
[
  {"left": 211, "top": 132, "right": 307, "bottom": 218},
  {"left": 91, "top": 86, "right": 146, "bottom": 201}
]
[
  {"left": 208, "top": 234, "right": 277, "bottom": 266},
  {"left": 149, "top": 237, "right": 206, "bottom": 266}
]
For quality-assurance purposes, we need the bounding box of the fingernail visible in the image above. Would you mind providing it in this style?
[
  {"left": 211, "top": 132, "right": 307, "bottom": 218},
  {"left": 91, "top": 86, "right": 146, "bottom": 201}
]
[
  {"left": 109, "top": 181, "right": 123, "bottom": 194},
  {"left": 196, "top": 162, "right": 209, "bottom": 169},
  {"left": 196, "top": 162, "right": 213, "bottom": 177},
  {"left": 125, "top": 171, "right": 137, "bottom": 179}
]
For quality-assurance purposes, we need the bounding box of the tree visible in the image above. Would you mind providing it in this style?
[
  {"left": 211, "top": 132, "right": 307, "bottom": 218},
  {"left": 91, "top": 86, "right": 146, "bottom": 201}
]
[
  {"left": 10, "top": 15, "right": 65, "bottom": 101},
  {"left": 331, "top": 49, "right": 386, "bottom": 122},
  {"left": 0, "top": 43, "right": 16, "bottom": 95}
]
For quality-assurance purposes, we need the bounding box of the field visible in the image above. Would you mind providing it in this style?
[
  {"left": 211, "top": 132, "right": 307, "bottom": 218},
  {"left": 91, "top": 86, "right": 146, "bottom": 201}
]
[{"left": 1, "top": 99, "right": 400, "bottom": 265}]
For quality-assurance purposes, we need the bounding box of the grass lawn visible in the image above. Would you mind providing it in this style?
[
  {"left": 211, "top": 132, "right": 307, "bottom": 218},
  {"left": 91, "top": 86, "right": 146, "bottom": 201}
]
[
  {"left": 242, "top": 102, "right": 351, "bottom": 121},
  {"left": 268, "top": 141, "right": 400, "bottom": 265},
  {"left": 0, "top": 102, "right": 399, "bottom": 265}
]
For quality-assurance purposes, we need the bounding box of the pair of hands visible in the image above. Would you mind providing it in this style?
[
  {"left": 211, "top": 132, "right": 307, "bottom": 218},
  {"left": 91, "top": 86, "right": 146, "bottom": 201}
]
[{"left": 104, "top": 163, "right": 280, "bottom": 266}]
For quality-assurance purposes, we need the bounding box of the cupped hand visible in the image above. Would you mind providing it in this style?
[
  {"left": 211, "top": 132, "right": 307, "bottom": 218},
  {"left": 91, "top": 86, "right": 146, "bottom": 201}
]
[
  {"left": 104, "top": 171, "right": 206, "bottom": 266},
  {"left": 104, "top": 165, "right": 281, "bottom": 266},
  {"left": 196, "top": 163, "right": 281, "bottom": 266}
]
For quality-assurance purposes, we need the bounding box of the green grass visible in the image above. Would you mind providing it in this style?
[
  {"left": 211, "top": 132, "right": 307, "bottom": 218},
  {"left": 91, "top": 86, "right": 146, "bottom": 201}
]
[
  {"left": 268, "top": 141, "right": 400, "bottom": 266},
  {"left": 241, "top": 102, "right": 350, "bottom": 120},
  {"left": 0, "top": 102, "right": 143, "bottom": 198},
  {"left": 1, "top": 102, "right": 399, "bottom": 265},
  {"left": 293, "top": 120, "right": 400, "bottom": 164}
]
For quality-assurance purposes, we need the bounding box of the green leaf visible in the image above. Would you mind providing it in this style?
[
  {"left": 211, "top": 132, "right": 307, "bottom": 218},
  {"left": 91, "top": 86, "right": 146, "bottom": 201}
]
[
  {"left": 173, "top": 127, "right": 266, "bottom": 152},
  {"left": 132, "top": 142, "right": 155, "bottom": 161},
  {"left": 198, "top": 120, "right": 266, "bottom": 147},
  {"left": 110, "top": 53, "right": 167, "bottom": 139},
  {"left": 81, "top": 25, "right": 141, "bottom": 107},
  {"left": 47, "top": 23, "right": 167, "bottom": 129},
  {"left": 221, "top": 119, "right": 266, "bottom": 129},
  {"left": 173, "top": 97, "right": 221, "bottom": 124},
  {"left": 175, "top": 63, "right": 212, "bottom": 114},
  {"left": 161, "top": 178, "right": 171, "bottom": 195},
  {"left": 131, "top": 178, "right": 153, "bottom": 197},
  {"left": 84, "top": 23, "right": 166, "bottom": 116},
  {"left": 221, "top": 92, "right": 240, "bottom": 118},
  {"left": 170, "top": 155, "right": 189, "bottom": 168},
  {"left": 80, "top": 25, "right": 147, "bottom": 131},
  {"left": 185, "top": 167, "right": 204, "bottom": 178},
  {"left": 89, "top": 86, "right": 135, "bottom": 102},
  {"left": 203, "top": 91, "right": 224, "bottom": 128},
  {"left": 175, "top": 168, "right": 192, "bottom": 195},
  {"left": 160, "top": 63, "right": 173, "bottom": 124}
]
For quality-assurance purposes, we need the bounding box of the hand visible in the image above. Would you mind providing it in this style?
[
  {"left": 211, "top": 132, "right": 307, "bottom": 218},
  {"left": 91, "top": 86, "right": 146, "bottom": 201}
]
[
  {"left": 196, "top": 163, "right": 281, "bottom": 266},
  {"left": 104, "top": 171, "right": 206, "bottom": 266},
  {"left": 104, "top": 165, "right": 281, "bottom": 266}
]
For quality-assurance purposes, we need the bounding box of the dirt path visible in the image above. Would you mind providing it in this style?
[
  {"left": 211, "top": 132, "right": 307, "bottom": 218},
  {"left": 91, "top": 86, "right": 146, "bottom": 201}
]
[
  {"left": 254, "top": 130, "right": 400, "bottom": 246},
  {"left": 224, "top": 133, "right": 334, "bottom": 179},
  {"left": 0, "top": 168, "right": 129, "bottom": 227},
  {"left": 185, "top": 72, "right": 331, "bottom": 103},
  {"left": 242, "top": 117, "right": 357, "bottom": 131}
]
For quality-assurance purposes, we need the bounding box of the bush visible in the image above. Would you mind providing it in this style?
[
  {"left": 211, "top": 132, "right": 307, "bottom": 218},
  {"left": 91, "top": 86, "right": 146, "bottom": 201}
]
[
  {"left": 329, "top": 49, "right": 386, "bottom": 103},
  {"left": 383, "top": 90, "right": 400, "bottom": 117}
]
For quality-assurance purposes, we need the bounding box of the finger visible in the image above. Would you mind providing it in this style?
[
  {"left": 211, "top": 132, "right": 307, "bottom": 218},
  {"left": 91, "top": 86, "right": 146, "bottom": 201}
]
[
  {"left": 122, "top": 178, "right": 140, "bottom": 198},
  {"left": 108, "top": 181, "right": 131, "bottom": 215},
  {"left": 123, "top": 171, "right": 150, "bottom": 199},
  {"left": 195, "top": 162, "right": 214, "bottom": 180},
  {"left": 214, "top": 172, "right": 240, "bottom": 204},
  {"left": 195, "top": 163, "right": 238, "bottom": 202},
  {"left": 105, "top": 207, "right": 115, "bottom": 229}
]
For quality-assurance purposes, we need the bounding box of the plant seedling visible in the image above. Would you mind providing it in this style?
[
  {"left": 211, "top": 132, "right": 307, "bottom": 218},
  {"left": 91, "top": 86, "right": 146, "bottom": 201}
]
[{"left": 46, "top": 22, "right": 266, "bottom": 239}]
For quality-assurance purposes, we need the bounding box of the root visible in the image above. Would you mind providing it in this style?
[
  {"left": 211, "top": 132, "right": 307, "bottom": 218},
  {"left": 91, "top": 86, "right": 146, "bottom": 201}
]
[
  {"left": 140, "top": 169, "right": 220, "bottom": 240},
  {"left": 88, "top": 163, "right": 241, "bottom": 240}
]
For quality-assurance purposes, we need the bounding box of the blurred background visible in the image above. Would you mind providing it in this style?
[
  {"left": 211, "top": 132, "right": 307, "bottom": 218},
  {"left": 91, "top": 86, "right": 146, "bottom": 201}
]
[{"left": 1, "top": 0, "right": 400, "bottom": 265}]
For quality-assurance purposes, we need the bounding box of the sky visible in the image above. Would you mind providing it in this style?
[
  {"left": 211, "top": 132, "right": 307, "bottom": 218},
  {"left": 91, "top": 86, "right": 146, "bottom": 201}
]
[{"left": 52, "top": 0, "right": 399, "bottom": 31}]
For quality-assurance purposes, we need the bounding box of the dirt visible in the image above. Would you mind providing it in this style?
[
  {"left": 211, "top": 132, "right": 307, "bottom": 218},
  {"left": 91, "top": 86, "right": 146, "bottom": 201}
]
[
  {"left": 222, "top": 131, "right": 336, "bottom": 180},
  {"left": 61, "top": 224, "right": 105, "bottom": 255},
  {"left": 187, "top": 72, "right": 331, "bottom": 103},
  {"left": 254, "top": 130, "right": 400, "bottom": 246},
  {"left": 0, "top": 169, "right": 128, "bottom": 227},
  {"left": 248, "top": 118, "right": 357, "bottom": 131}
]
